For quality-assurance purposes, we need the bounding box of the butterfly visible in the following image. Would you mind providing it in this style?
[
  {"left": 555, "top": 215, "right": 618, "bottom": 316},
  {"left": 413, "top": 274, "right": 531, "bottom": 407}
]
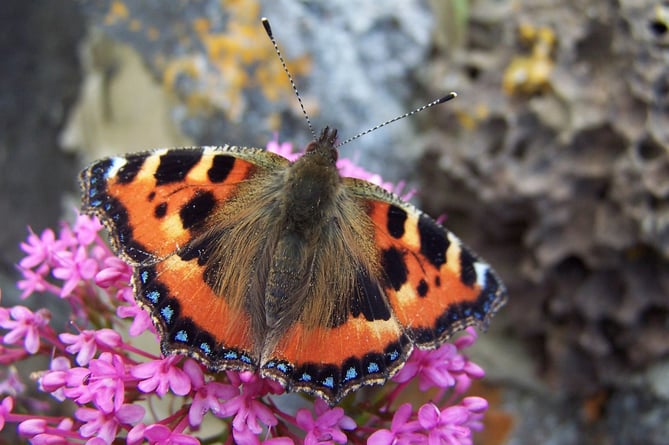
[{"left": 79, "top": 124, "right": 507, "bottom": 404}]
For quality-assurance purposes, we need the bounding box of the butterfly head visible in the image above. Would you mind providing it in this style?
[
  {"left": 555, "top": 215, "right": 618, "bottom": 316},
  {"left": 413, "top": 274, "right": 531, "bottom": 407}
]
[{"left": 303, "top": 126, "right": 339, "bottom": 165}]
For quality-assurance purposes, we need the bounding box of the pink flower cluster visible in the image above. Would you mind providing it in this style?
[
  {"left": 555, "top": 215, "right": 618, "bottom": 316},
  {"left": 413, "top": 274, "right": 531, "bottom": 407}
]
[{"left": 0, "top": 139, "right": 489, "bottom": 444}]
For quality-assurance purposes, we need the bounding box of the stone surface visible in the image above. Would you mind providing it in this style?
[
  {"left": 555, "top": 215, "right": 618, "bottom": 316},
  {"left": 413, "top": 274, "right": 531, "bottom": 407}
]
[{"left": 0, "top": 0, "right": 84, "bottom": 301}]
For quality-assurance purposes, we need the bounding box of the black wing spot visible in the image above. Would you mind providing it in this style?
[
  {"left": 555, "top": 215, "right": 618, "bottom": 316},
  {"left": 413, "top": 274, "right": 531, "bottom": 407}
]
[
  {"left": 116, "top": 153, "right": 148, "bottom": 184},
  {"left": 418, "top": 215, "right": 449, "bottom": 268},
  {"left": 350, "top": 268, "right": 391, "bottom": 322},
  {"left": 381, "top": 247, "right": 408, "bottom": 291},
  {"left": 459, "top": 248, "right": 478, "bottom": 287},
  {"left": 417, "top": 279, "right": 429, "bottom": 297},
  {"left": 154, "top": 202, "right": 168, "bottom": 218},
  {"left": 208, "top": 155, "right": 235, "bottom": 183},
  {"left": 155, "top": 149, "right": 203, "bottom": 185},
  {"left": 180, "top": 191, "right": 216, "bottom": 231},
  {"left": 386, "top": 205, "right": 407, "bottom": 239}
]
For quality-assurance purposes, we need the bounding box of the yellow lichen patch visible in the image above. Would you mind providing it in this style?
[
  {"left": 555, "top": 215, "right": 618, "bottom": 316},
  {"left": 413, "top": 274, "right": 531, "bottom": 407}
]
[
  {"left": 193, "top": 18, "right": 211, "bottom": 35},
  {"left": 503, "top": 24, "right": 556, "bottom": 95},
  {"left": 146, "top": 26, "right": 160, "bottom": 41},
  {"left": 104, "top": 0, "right": 129, "bottom": 25},
  {"left": 100, "top": 0, "right": 312, "bottom": 122},
  {"left": 161, "top": 0, "right": 312, "bottom": 121},
  {"left": 455, "top": 103, "right": 490, "bottom": 130},
  {"left": 128, "top": 19, "right": 141, "bottom": 32}
]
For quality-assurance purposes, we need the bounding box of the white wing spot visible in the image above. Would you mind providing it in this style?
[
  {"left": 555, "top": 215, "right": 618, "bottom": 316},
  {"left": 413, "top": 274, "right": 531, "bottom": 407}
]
[
  {"left": 474, "top": 262, "right": 489, "bottom": 288},
  {"left": 108, "top": 157, "right": 127, "bottom": 177}
]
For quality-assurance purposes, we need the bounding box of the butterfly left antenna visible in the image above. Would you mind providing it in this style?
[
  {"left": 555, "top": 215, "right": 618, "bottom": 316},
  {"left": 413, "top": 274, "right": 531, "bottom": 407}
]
[{"left": 262, "top": 17, "right": 317, "bottom": 141}]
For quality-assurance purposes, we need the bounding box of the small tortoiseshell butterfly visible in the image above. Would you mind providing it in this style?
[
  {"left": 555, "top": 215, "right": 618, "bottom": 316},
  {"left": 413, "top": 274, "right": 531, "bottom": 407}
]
[{"left": 79, "top": 19, "right": 507, "bottom": 405}]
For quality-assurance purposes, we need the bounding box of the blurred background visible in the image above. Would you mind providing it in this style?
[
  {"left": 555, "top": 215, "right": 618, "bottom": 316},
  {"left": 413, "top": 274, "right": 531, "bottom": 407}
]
[{"left": 1, "top": 1, "right": 668, "bottom": 443}]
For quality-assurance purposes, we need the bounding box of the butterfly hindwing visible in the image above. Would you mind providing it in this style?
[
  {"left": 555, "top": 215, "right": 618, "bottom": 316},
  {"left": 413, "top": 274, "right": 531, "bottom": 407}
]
[
  {"left": 346, "top": 178, "right": 508, "bottom": 348},
  {"left": 134, "top": 255, "right": 257, "bottom": 370}
]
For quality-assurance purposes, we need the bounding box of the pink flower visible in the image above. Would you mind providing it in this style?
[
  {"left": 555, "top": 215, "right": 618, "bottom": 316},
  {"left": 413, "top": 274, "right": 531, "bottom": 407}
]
[
  {"left": 393, "top": 343, "right": 464, "bottom": 390},
  {"left": 367, "top": 403, "right": 422, "bottom": 445},
  {"left": 417, "top": 399, "right": 488, "bottom": 445},
  {"left": 73, "top": 213, "right": 103, "bottom": 246},
  {"left": 18, "top": 418, "right": 48, "bottom": 436},
  {"left": 183, "top": 359, "right": 237, "bottom": 427},
  {"left": 60, "top": 366, "right": 96, "bottom": 406},
  {"left": 57, "top": 353, "right": 127, "bottom": 413},
  {"left": 461, "top": 397, "right": 488, "bottom": 432},
  {"left": 220, "top": 372, "right": 280, "bottom": 440},
  {"left": 392, "top": 329, "right": 485, "bottom": 393},
  {"left": 59, "top": 328, "right": 122, "bottom": 366},
  {"left": 131, "top": 356, "right": 191, "bottom": 397},
  {"left": 266, "top": 136, "right": 299, "bottom": 161},
  {"left": 335, "top": 157, "right": 396, "bottom": 193},
  {"left": 84, "top": 353, "right": 128, "bottom": 412},
  {"left": 116, "top": 288, "right": 154, "bottom": 336},
  {"left": 16, "top": 266, "right": 50, "bottom": 299},
  {"left": 19, "top": 228, "right": 61, "bottom": 269},
  {"left": 0, "top": 306, "right": 50, "bottom": 354},
  {"left": 23, "top": 418, "right": 75, "bottom": 445},
  {"left": 39, "top": 356, "right": 72, "bottom": 401},
  {"left": 95, "top": 256, "right": 132, "bottom": 288},
  {"left": 52, "top": 246, "right": 99, "bottom": 298},
  {"left": 295, "top": 398, "right": 356, "bottom": 445},
  {"left": 0, "top": 396, "right": 13, "bottom": 431},
  {"left": 143, "top": 423, "right": 201, "bottom": 445},
  {"left": 76, "top": 403, "right": 144, "bottom": 444}
]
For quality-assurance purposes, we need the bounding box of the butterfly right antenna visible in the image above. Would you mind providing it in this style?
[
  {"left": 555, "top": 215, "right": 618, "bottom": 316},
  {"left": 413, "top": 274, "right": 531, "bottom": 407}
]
[
  {"left": 262, "top": 17, "right": 317, "bottom": 141},
  {"left": 336, "top": 92, "right": 457, "bottom": 148}
]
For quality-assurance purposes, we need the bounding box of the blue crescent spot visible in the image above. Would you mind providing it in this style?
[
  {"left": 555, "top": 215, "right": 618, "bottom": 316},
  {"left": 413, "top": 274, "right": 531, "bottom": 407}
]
[
  {"left": 160, "top": 306, "right": 174, "bottom": 323},
  {"left": 175, "top": 330, "right": 188, "bottom": 342},
  {"left": 223, "top": 351, "right": 239, "bottom": 360},
  {"left": 199, "top": 343, "right": 211, "bottom": 354},
  {"left": 322, "top": 376, "right": 334, "bottom": 389},
  {"left": 145, "top": 290, "right": 160, "bottom": 304},
  {"left": 344, "top": 367, "right": 358, "bottom": 381},
  {"left": 300, "top": 373, "right": 312, "bottom": 382},
  {"left": 367, "top": 362, "right": 380, "bottom": 374}
]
